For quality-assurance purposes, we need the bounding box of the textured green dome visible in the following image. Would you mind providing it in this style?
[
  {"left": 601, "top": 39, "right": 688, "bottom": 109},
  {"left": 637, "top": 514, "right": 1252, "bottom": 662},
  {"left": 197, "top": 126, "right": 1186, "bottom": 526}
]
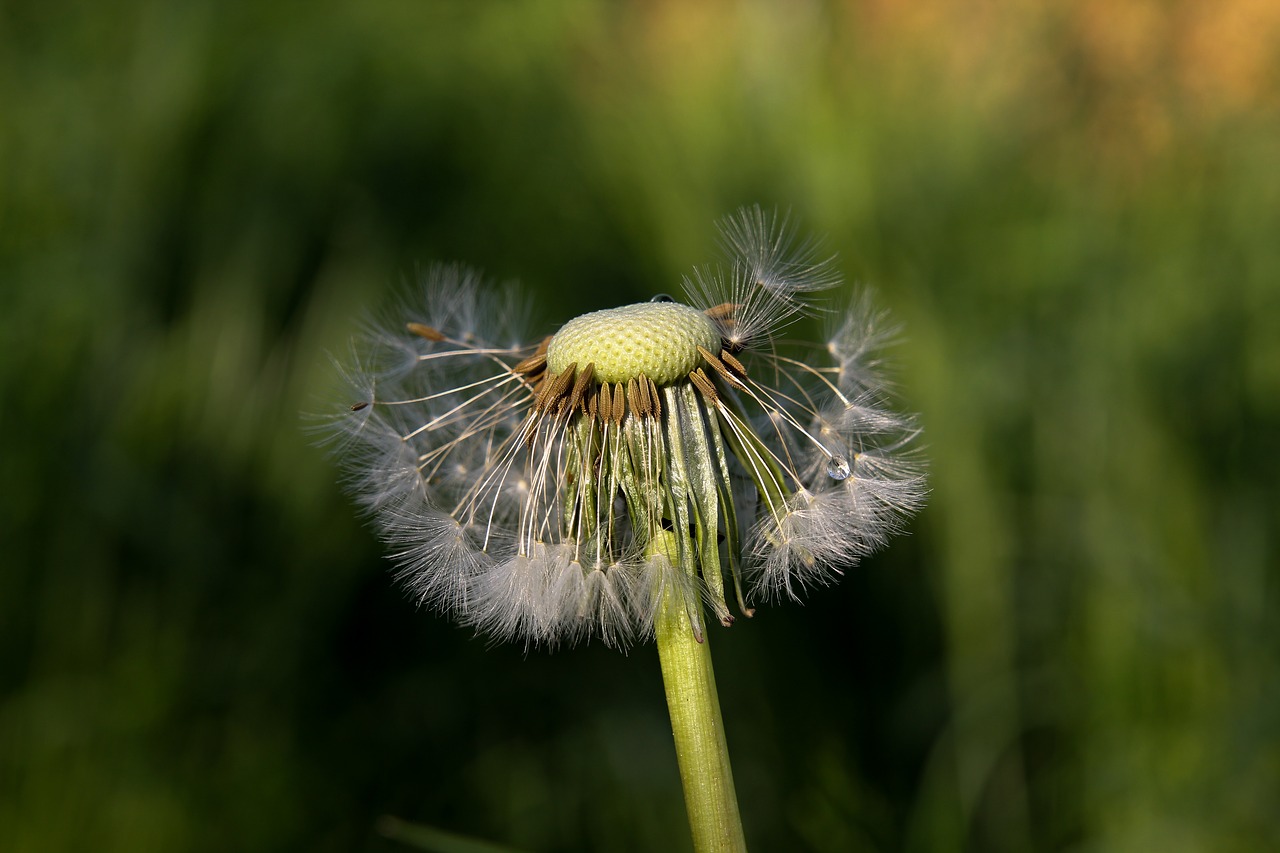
[{"left": 546, "top": 302, "right": 720, "bottom": 385}]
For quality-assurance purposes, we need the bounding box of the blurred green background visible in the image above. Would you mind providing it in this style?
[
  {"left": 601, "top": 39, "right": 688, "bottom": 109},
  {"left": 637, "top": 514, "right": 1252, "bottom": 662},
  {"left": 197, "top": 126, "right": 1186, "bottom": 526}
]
[{"left": 3, "top": 1, "right": 1278, "bottom": 851}]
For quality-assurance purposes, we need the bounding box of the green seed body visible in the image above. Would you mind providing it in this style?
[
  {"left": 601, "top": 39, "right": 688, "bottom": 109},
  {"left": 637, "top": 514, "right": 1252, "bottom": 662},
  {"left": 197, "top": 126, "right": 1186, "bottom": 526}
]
[{"left": 547, "top": 302, "right": 721, "bottom": 385}]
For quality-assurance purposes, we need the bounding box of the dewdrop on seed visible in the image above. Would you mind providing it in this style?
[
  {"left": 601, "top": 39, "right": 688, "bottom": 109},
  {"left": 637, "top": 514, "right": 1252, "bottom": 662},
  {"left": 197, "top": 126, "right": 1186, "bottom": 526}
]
[
  {"left": 325, "top": 207, "right": 926, "bottom": 647},
  {"left": 825, "top": 455, "right": 852, "bottom": 481}
]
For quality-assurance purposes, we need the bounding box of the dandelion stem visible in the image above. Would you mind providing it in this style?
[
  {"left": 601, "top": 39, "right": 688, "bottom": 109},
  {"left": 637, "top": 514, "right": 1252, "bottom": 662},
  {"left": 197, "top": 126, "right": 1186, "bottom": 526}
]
[{"left": 654, "top": 577, "right": 748, "bottom": 852}]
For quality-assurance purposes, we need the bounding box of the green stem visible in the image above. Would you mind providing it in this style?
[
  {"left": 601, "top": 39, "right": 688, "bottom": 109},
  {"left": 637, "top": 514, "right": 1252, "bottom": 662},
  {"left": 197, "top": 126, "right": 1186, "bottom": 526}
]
[{"left": 654, "top": 583, "right": 748, "bottom": 852}]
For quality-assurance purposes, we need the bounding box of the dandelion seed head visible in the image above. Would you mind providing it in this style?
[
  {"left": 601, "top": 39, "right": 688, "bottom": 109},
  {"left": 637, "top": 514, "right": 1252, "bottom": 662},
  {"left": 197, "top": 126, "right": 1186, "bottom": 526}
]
[{"left": 322, "top": 208, "right": 927, "bottom": 649}]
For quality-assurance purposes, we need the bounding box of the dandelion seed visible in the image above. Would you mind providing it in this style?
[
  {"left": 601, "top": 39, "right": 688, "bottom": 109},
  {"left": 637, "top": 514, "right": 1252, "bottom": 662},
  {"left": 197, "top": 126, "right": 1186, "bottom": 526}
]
[{"left": 324, "top": 208, "right": 926, "bottom": 647}]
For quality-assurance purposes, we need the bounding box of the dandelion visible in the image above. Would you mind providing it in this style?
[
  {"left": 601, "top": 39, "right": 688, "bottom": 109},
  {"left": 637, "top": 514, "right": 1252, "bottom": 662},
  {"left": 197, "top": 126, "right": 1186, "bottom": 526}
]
[{"left": 324, "top": 207, "right": 926, "bottom": 851}]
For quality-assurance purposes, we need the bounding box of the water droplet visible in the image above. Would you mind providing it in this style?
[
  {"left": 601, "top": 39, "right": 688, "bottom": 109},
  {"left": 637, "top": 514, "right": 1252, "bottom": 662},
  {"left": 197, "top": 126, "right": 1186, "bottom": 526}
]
[
  {"left": 650, "top": 293, "right": 675, "bottom": 303},
  {"left": 825, "top": 455, "right": 851, "bottom": 480}
]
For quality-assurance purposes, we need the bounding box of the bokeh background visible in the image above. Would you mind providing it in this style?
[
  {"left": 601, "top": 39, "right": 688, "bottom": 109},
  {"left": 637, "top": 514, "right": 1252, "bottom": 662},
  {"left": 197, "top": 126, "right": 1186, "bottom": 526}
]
[{"left": 3, "top": 1, "right": 1279, "bottom": 851}]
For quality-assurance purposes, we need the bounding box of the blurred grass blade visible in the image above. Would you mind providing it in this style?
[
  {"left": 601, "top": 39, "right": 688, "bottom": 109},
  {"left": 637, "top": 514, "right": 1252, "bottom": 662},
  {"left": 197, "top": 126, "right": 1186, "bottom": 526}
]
[{"left": 376, "top": 816, "right": 529, "bottom": 853}]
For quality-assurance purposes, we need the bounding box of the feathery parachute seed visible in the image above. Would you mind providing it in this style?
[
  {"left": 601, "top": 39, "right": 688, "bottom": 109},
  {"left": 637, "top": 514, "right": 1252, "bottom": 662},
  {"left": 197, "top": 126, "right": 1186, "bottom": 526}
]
[
  {"left": 719, "top": 350, "right": 748, "bottom": 380},
  {"left": 324, "top": 207, "right": 926, "bottom": 648},
  {"left": 406, "top": 322, "right": 445, "bottom": 341},
  {"left": 689, "top": 368, "right": 719, "bottom": 404},
  {"left": 512, "top": 351, "right": 547, "bottom": 377}
]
